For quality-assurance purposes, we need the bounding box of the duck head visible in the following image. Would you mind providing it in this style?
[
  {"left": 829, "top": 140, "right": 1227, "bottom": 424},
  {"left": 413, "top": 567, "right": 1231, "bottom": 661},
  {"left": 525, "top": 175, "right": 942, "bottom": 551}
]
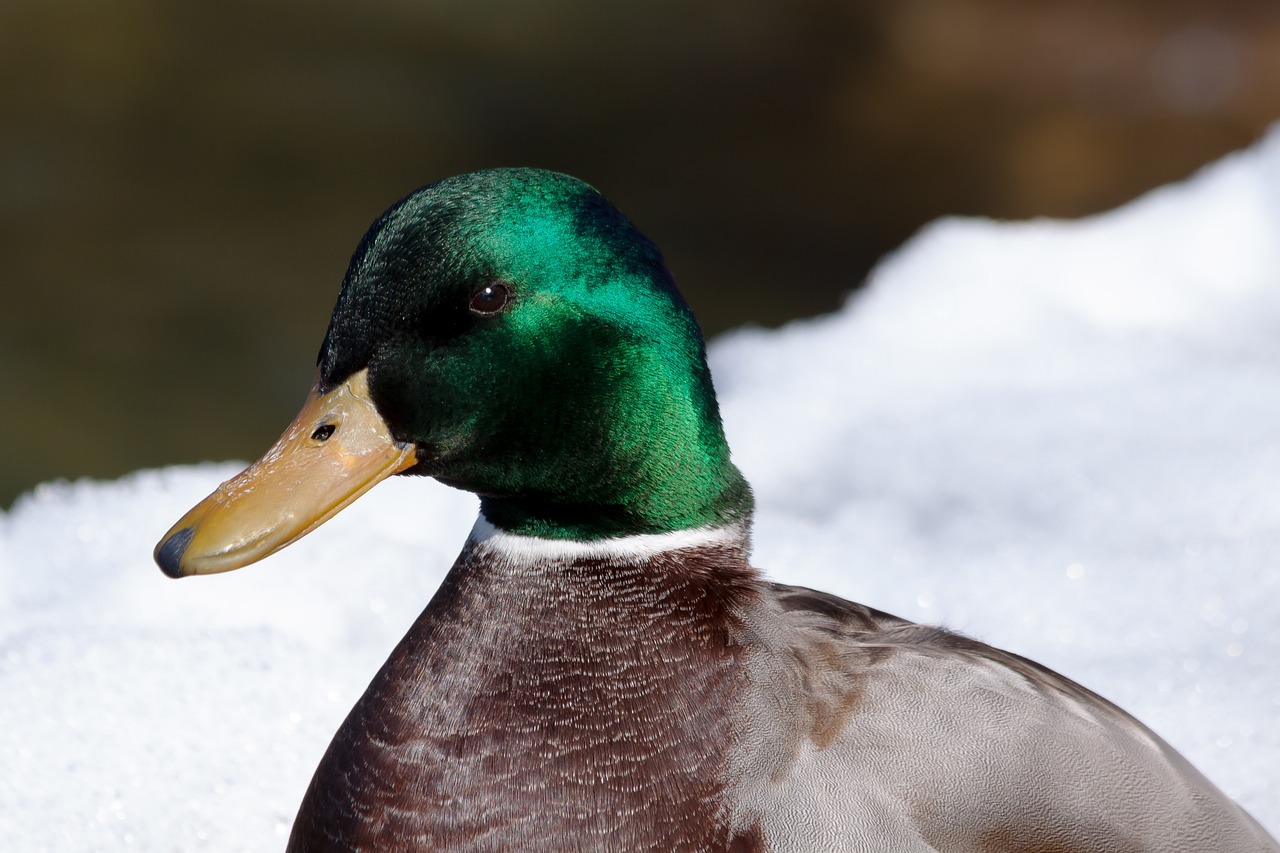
[{"left": 155, "top": 169, "right": 752, "bottom": 577}]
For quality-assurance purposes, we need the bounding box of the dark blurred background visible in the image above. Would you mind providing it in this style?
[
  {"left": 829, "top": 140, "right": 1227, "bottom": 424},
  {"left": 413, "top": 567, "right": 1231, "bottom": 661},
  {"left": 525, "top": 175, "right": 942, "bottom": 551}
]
[{"left": 3, "top": 0, "right": 1279, "bottom": 508}]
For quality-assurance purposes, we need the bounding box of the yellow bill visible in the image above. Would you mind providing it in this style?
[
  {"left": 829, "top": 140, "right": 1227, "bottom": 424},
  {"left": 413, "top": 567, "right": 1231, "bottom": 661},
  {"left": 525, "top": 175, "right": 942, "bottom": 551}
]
[{"left": 154, "top": 368, "right": 416, "bottom": 577}]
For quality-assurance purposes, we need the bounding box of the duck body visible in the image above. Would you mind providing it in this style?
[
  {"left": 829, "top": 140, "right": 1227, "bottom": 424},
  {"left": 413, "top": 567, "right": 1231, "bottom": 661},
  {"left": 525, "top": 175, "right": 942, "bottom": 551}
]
[
  {"left": 288, "top": 521, "right": 1276, "bottom": 852},
  {"left": 155, "top": 169, "right": 1277, "bottom": 851}
]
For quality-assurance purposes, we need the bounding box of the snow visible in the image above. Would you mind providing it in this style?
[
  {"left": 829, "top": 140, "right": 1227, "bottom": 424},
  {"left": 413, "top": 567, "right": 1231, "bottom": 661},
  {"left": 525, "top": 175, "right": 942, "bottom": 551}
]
[{"left": 5, "top": 128, "right": 1280, "bottom": 848}]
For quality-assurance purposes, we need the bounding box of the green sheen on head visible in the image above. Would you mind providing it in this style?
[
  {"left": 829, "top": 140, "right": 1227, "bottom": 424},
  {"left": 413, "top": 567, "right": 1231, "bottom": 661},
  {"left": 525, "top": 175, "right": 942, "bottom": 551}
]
[{"left": 319, "top": 168, "right": 752, "bottom": 540}]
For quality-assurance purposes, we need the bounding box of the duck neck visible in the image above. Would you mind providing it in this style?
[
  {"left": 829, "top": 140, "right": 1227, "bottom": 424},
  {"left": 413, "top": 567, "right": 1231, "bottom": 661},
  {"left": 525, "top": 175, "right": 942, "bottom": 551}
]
[
  {"left": 468, "top": 513, "right": 756, "bottom": 570},
  {"left": 475, "top": 356, "right": 754, "bottom": 540},
  {"left": 477, "top": 466, "right": 753, "bottom": 541}
]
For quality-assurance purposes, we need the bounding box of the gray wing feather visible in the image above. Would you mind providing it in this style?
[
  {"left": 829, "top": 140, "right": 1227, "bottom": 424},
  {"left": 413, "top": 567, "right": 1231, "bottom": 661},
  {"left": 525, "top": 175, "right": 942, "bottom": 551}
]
[{"left": 723, "top": 582, "right": 1278, "bottom": 853}]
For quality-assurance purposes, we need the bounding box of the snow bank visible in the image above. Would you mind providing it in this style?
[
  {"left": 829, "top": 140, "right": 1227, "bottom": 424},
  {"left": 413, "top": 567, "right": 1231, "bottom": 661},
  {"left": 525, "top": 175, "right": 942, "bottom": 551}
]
[{"left": 4, "top": 129, "right": 1280, "bottom": 848}]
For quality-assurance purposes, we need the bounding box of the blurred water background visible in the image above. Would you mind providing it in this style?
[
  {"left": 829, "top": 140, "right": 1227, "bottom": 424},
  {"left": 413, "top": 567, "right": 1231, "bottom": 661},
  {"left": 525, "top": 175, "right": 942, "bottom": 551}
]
[{"left": 3, "top": 0, "right": 1279, "bottom": 508}]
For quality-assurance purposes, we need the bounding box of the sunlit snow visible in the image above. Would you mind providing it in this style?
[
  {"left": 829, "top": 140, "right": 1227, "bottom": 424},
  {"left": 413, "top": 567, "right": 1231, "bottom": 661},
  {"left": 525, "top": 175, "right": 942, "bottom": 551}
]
[{"left": 4, "top": 129, "right": 1280, "bottom": 848}]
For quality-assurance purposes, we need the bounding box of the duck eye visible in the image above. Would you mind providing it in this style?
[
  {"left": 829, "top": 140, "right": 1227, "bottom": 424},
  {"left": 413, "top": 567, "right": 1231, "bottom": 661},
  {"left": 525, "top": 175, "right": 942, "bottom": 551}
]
[
  {"left": 311, "top": 424, "right": 337, "bottom": 442},
  {"left": 469, "top": 282, "right": 510, "bottom": 317}
]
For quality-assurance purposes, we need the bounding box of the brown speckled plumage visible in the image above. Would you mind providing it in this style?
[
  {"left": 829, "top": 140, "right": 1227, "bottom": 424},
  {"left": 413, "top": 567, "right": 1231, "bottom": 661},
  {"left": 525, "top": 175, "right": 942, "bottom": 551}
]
[{"left": 288, "top": 533, "right": 760, "bottom": 851}]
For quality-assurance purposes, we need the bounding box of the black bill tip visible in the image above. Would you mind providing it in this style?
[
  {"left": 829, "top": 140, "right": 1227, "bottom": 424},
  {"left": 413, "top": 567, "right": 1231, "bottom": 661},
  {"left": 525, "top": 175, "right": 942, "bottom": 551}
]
[{"left": 154, "top": 527, "right": 195, "bottom": 578}]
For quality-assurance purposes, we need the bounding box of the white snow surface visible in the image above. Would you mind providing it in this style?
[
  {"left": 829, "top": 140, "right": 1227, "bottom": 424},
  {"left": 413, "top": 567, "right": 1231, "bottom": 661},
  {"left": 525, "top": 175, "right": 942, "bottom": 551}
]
[{"left": 5, "top": 129, "right": 1280, "bottom": 849}]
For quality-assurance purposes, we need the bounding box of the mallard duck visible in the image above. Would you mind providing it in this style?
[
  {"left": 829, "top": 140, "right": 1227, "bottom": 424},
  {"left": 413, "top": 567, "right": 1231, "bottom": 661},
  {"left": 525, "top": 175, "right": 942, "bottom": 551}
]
[{"left": 155, "top": 169, "right": 1277, "bottom": 852}]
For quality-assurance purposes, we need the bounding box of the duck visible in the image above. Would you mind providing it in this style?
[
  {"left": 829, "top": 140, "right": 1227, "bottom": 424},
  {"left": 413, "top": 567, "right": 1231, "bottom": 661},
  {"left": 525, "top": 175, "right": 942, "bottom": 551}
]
[{"left": 154, "top": 168, "right": 1278, "bottom": 852}]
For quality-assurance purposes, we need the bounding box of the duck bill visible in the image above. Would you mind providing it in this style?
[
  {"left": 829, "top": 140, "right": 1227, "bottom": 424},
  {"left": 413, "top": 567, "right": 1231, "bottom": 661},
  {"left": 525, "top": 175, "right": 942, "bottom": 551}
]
[{"left": 154, "top": 368, "right": 416, "bottom": 578}]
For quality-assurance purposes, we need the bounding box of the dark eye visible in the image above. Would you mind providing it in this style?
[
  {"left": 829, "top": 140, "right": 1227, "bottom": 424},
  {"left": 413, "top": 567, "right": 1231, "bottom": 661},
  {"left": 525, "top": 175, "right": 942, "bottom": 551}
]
[
  {"left": 310, "top": 424, "right": 336, "bottom": 442},
  {"left": 469, "top": 282, "right": 510, "bottom": 317}
]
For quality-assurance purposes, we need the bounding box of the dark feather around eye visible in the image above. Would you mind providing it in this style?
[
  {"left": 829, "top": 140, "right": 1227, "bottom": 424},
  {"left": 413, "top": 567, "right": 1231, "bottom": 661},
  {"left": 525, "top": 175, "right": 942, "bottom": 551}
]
[{"left": 469, "top": 282, "right": 510, "bottom": 317}]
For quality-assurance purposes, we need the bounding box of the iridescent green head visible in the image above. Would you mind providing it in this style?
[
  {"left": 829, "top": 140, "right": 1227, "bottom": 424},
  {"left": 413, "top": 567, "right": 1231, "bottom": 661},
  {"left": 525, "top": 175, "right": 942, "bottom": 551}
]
[{"left": 320, "top": 168, "right": 751, "bottom": 540}]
